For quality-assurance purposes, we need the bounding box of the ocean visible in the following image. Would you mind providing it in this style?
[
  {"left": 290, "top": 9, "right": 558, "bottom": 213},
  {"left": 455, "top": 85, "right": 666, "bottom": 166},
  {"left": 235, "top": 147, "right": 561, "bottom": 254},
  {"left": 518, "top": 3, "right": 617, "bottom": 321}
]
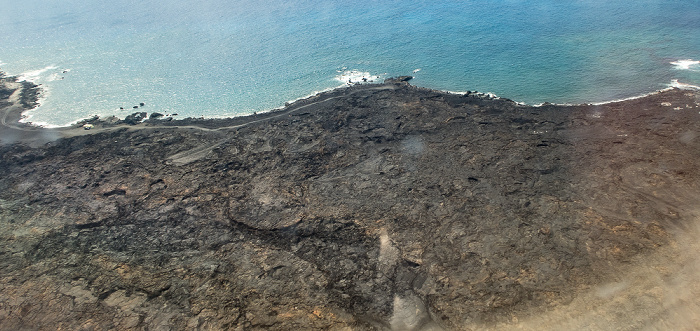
[{"left": 1, "top": 0, "right": 699, "bottom": 127}]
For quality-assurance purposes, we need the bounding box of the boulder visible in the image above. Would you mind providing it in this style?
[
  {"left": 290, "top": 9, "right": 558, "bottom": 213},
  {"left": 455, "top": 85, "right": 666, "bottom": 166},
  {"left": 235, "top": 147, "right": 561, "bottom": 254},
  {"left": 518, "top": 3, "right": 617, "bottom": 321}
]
[
  {"left": 384, "top": 76, "right": 413, "bottom": 84},
  {"left": 123, "top": 112, "right": 147, "bottom": 125}
]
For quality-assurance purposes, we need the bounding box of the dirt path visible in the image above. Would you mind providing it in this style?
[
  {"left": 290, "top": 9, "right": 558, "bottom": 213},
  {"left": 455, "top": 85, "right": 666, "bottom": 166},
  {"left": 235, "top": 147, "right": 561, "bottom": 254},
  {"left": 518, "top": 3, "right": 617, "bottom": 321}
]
[{"left": 0, "top": 82, "right": 398, "bottom": 144}]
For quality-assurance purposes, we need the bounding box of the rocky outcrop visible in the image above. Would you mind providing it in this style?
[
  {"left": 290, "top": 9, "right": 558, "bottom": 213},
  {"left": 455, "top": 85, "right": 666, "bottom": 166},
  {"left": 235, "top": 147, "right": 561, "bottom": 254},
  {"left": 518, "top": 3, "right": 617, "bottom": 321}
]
[
  {"left": 123, "top": 111, "right": 147, "bottom": 125},
  {"left": 1, "top": 76, "right": 700, "bottom": 330},
  {"left": 384, "top": 76, "right": 413, "bottom": 84}
]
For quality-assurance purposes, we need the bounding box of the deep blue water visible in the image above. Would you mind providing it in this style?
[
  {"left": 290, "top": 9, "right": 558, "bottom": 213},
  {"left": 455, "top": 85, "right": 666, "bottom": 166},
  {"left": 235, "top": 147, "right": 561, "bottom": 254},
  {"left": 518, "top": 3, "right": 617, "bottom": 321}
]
[{"left": 0, "top": 0, "right": 699, "bottom": 126}]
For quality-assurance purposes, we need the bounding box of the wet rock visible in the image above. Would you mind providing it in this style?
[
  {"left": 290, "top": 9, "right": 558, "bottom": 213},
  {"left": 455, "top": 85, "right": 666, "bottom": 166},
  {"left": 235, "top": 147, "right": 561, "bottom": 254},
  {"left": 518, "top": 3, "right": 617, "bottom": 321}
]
[
  {"left": 385, "top": 75, "right": 413, "bottom": 84},
  {"left": 123, "top": 112, "right": 147, "bottom": 125}
]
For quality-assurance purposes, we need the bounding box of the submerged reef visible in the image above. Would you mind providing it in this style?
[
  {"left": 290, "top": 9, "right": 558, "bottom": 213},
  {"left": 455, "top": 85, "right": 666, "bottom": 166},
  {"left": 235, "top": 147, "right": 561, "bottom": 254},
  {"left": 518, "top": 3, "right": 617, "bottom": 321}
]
[{"left": 1, "top": 74, "right": 700, "bottom": 330}]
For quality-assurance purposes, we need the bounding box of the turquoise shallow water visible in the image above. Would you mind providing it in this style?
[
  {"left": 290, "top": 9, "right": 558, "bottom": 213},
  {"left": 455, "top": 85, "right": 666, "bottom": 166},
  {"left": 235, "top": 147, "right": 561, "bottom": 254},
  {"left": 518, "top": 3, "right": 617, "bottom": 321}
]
[{"left": 0, "top": 0, "right": 699, "bottom": 126}]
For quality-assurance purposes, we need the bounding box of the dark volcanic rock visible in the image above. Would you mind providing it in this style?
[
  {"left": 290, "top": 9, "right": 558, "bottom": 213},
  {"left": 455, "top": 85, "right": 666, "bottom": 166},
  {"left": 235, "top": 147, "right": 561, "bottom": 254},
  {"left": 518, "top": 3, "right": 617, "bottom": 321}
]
[
  {"left": 123, "top": 111, "right": 147, "bottom": 124},
  {"left": 385, "top": 76, "right": 413, "bottom": 84},
  {"left": 19, "top": 80, "right": 41, "bottom": 109},
  {"left": 1, "top": 76, "right": 700, "bottom": 330}
]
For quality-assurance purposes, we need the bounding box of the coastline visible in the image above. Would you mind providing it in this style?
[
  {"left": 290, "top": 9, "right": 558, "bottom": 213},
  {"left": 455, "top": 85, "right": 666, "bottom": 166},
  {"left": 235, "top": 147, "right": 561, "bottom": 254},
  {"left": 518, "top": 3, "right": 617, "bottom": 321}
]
[
  {"left": 439, "top": 80, "right": 700, "bottom": 108},
  {"left": 2, "top": 71, "right": 699, "bottom": 147},
  {"left": 6, "top": 63, "right": 700, "bottom": 130},
  {"left": 2, "top": 73, "right": 700, "bottom": 329},
  {"left": 0, "top": 75, "right": 397, "bottom": 145}
]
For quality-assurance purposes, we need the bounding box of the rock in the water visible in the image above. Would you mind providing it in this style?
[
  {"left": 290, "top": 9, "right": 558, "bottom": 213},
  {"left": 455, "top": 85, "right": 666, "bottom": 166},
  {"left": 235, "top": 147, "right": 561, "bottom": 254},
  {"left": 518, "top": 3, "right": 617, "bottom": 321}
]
[{"left": 385, "top": 75, "right": 413, "bottom": 83}]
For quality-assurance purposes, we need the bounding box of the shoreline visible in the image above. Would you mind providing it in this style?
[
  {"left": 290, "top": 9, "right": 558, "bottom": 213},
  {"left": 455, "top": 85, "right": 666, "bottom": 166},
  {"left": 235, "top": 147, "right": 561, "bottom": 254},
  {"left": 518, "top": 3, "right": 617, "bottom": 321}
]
[
  {"left": 3, "top": 75, "right": 402, "bottom": 131},
  {"left": 8, "top": 68, "right": 388, "bottom": 129},
  {"left": 6, "top": 65, "right": 700, "bottom": 130},
  {"left": 2, "top": 68, "right": 700, "bottom": 143},
  {"left": 439, "top": 80, "right": 700, "bottom": 108},
  {"left": 2, "top": 73, "right": 699, "bottom": 147},
  {"left": 0, "top": 75, "right": 438, "bottom": 145},
  {"left": 2, "top": 72, "right": 700, "bottom": 329}
]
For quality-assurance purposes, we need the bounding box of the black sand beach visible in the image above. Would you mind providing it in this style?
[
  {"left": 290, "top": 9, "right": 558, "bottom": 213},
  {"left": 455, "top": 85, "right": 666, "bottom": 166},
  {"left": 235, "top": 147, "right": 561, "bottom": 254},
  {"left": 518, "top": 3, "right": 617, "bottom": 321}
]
[{"left": 2, "top": 74, "right": 700, "bottom": 330}]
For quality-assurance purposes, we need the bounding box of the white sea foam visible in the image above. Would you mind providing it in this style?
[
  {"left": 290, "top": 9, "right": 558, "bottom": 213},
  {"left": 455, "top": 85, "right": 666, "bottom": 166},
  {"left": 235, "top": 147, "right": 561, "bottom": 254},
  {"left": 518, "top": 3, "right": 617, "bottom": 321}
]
[
  {"left": 12, "top": 66, "right": 77, "bottom": 127},
  {"left": 282, "top": 87, "right": 336, "bottom": 107},
  {"left": 335, "top": 70, "right": 382, "bottom": 85},
  {"left": 670, "top": 59, "right": 700, "bottom": 71},
  {"left": 528, "top": 80, "right": 700, "bottom": 107},
  {"left": 17, "top": 85, "right": 55, "bottom": 127},
  {"left": 18, "top": 118, "right": 61, "bottom": 128},
  {"left": 22, "top": 111, "right": 102, "bottom": 128},
  {"left": 245, "top": 84, "right": 345, "bottom": 117},
  {"left": 670, "top": 79, "right": 700, "bottom": 90},
  {"left": 585, "top": 88, "right": 674, "bottom": 106},
  {"left": 412, "top": 68, "right": 421, "bottom": 73},
  {"left": 266, "top": 70, "right": 384, "bottom": 116},
  {"left": 46, "top": 73, "right": 62, "bottom": 82},
  {"left": 528, "top": 86, "right": 679, "bottom": 107},
  {"left": 17, "top": 65, "right": 59, "bottom": 82},
  {"left": 442, "top": 89, "right": 502, "bottom": 100},
  {"left": 14, "top": 83, "right": 83, "bottom": 128}
]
